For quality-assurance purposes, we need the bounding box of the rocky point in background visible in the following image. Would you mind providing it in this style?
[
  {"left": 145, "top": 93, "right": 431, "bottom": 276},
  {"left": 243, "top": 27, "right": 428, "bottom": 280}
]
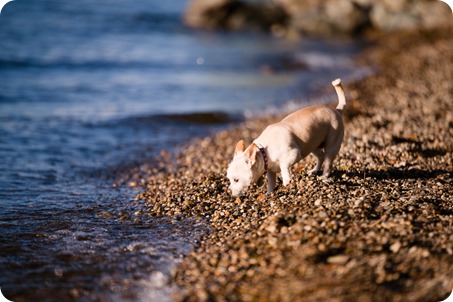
[{"left": 184, "top": 0, "right": 452, "bottom": 37}]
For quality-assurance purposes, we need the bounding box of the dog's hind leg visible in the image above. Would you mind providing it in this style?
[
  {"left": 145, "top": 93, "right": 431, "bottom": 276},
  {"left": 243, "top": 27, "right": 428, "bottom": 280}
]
[
  {"left": 322, "top": 156, "right": 334, "bottom": 178},
  {"left": 308, "top": 149, "right": 324, "bottom": 175},
  {"left": 322, "top": 133, "right": 343, "bottom": 178}
]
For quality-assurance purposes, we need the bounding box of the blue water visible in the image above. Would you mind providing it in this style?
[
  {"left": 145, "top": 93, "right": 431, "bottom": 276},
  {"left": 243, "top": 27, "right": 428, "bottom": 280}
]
[{"left": 0, "top": 0, "right": 366, "bottom": 301}]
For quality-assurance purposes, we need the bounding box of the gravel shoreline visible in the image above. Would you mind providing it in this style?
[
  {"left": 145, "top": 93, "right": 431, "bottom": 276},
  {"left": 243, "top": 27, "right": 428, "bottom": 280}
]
[{"left": 125, "top": 25, "right": 452, "bottom": 301}]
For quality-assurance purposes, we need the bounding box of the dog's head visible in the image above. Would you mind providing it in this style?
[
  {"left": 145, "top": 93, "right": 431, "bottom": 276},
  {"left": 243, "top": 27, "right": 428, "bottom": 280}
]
[{"left": 227, "top": 140, "right": 261, "bottom": 196}]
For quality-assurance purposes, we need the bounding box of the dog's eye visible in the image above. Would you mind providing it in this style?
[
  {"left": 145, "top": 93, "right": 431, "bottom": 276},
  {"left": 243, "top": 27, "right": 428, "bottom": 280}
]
[{"left": 233, "top": 178, "right": 239, "bottom": 183}]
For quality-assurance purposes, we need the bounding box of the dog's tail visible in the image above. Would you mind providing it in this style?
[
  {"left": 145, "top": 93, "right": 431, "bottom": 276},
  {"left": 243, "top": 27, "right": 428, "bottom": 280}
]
[{"left": 332, "top": 78, "right": 346, "bottom": 115}]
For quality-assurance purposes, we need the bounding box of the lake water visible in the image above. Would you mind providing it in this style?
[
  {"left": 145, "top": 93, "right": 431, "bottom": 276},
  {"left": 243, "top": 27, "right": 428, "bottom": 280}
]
[{"left": 0, "top": 0, "right": 366, "bottom": 301}]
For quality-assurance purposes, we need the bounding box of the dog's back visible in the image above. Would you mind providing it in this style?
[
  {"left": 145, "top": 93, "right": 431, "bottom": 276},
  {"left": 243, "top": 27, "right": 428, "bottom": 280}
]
[{"left": 278, "top": 105, "right": 343, "bottom": 157}]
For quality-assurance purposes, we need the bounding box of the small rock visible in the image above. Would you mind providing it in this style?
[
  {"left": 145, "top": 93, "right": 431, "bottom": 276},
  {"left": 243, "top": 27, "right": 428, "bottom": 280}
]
[
  {"left": 390, "top": 241, "right": 401, "bottom": 253},
  {"left": 327, "top": 254, "right": 350, "bottom": 265}
]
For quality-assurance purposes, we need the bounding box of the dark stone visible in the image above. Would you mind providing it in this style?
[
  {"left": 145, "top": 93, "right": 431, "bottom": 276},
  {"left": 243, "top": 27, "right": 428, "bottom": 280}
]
[{"left": 184, "top": 0, "right": 452, "bottom": 37}]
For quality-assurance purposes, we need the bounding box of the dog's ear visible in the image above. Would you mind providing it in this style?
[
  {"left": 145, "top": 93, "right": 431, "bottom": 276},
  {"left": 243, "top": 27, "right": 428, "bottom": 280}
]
[
  {"left": 234, "top": 140, "right": 245, "bottom": 157},
  {"left": 244, "top": 143, "right": 258, "bottom": 167}
]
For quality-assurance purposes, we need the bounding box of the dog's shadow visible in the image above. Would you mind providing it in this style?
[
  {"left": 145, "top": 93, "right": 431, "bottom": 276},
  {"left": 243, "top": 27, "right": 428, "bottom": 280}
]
[
  {"left": 335, "top": 167, "right": 451, "bottom": 183},
  {"left": 334, "top": 134, "right": 451, "bottom": 182},
  {"left": 256, "top": 167, "right": 450, "bottom": 194}
]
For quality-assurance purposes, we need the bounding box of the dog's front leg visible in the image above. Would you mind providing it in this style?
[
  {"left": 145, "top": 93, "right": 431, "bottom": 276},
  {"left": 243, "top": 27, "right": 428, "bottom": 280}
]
[
  {"left": 280, "top": 149, "right": 299, "bottom": 186},
  {"left": 266, "top": 171, "right": 277, "bottom": 194},
  {"left": 280, "top": 165, "right": 292, "bottom": 186}
]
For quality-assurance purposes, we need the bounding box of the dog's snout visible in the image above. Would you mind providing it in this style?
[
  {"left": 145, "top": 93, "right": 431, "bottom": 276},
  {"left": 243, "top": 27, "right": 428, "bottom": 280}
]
[{"left": 229, "top": 186, "right": 239, "bottom": 197}]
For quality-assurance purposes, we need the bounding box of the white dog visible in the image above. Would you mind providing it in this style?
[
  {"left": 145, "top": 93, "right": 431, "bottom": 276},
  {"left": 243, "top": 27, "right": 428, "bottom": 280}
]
[{"left": 227, "top": 78, "right": 346, "bottom": 196}]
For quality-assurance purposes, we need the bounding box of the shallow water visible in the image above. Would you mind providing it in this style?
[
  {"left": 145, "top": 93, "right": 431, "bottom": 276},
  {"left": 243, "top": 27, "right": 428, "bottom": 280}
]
[{"left": 0, "top": 0, "right": 367, "bottom": 300}]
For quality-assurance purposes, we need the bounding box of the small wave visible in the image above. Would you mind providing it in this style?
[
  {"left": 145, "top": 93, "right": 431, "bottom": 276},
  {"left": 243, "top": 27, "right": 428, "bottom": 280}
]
[
  {"left": 120, "top": 112, "right": 241, "bottom": 126},
  {"left": 155, "top": 112, "right": 241, "bottom": 124},
  {"left": 132, "top": 12, "right": 184, "bottom": 32},
  {"left": 0, "top": 59, "right": 39, "bottom": 68},
  {"left": 295, "top": 52, "right": 354, "bottom": 69},
  {"left": 0, "top": 58, "right": 170, "bottom": 70}
]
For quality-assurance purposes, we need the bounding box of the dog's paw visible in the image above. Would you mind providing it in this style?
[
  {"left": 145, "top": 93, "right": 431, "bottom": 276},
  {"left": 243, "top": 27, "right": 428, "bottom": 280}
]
[
  {"left": 320, "top": 175, "right": 333, "bottom": 183},
  {"left": 308, "top": 169, "right": 322, "bottom": 176}
]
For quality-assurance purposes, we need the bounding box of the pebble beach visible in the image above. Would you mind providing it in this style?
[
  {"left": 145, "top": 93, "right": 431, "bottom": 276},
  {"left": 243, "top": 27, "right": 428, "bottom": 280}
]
[{"left": 121, "top": 25, "right": 452, "bottom": 301}]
